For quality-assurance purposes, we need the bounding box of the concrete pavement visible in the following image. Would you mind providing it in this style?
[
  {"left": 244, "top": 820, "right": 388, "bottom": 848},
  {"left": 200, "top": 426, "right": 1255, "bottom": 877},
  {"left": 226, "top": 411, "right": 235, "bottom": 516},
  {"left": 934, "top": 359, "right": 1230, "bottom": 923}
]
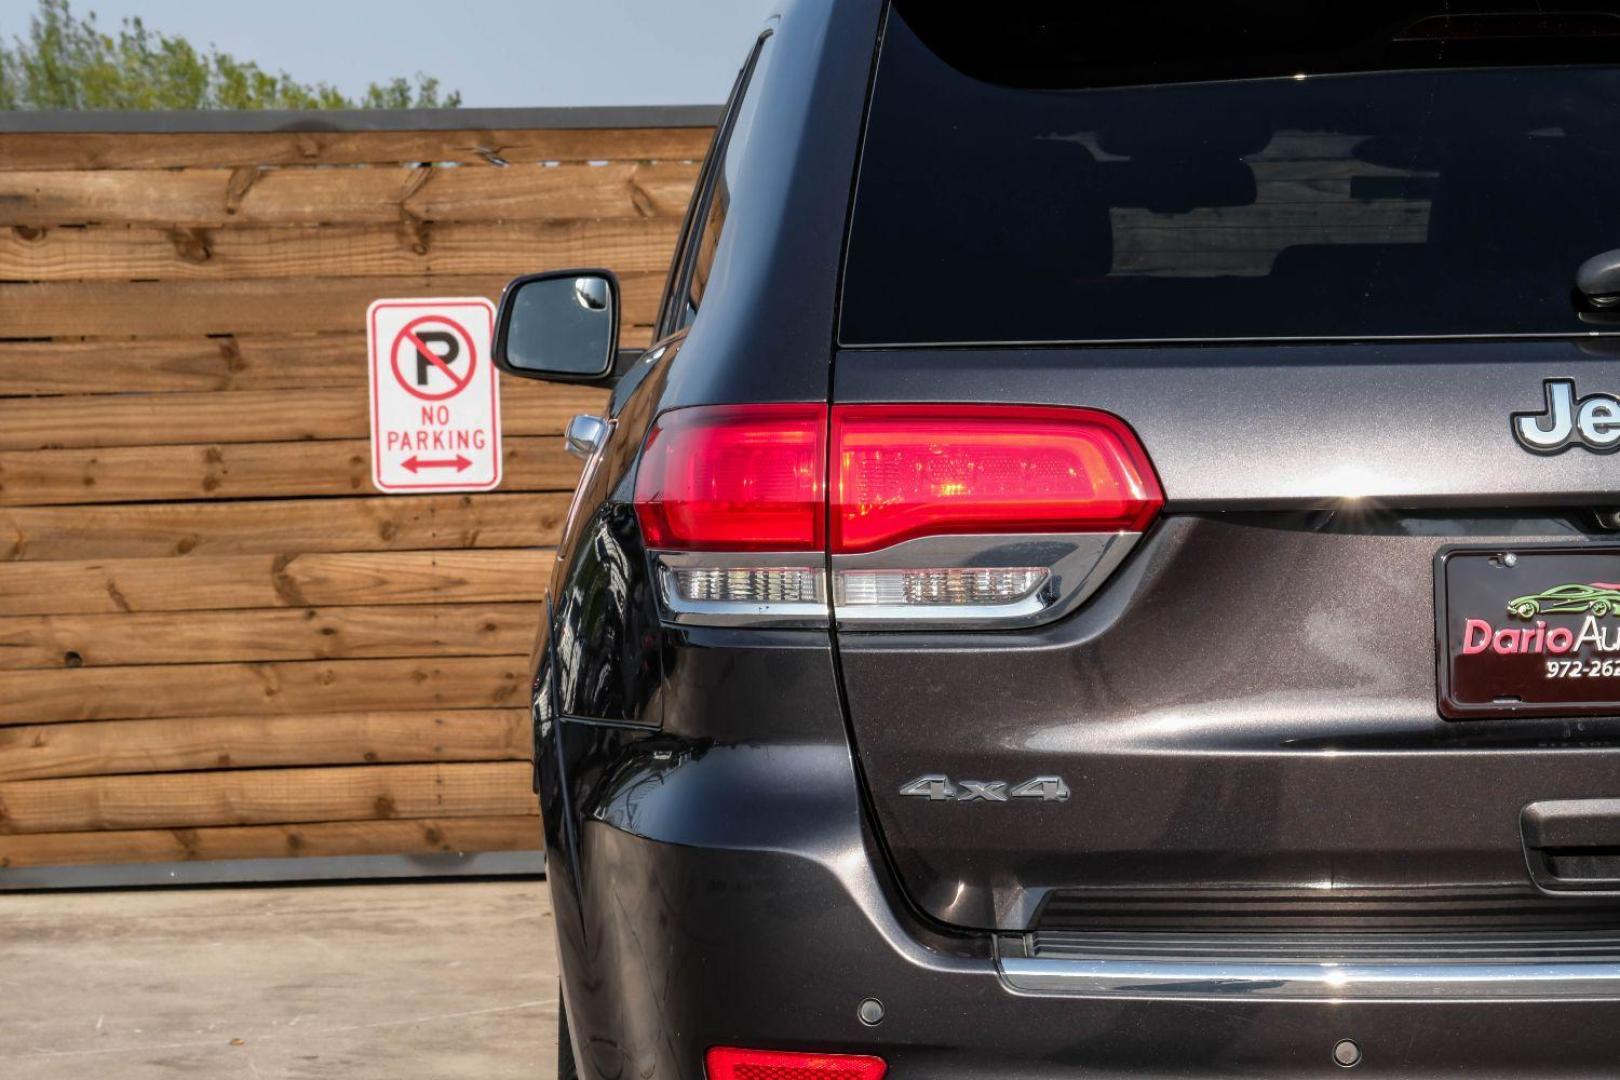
[{"left": 0, "top": 879, "right": 557, "bottom": 1079}]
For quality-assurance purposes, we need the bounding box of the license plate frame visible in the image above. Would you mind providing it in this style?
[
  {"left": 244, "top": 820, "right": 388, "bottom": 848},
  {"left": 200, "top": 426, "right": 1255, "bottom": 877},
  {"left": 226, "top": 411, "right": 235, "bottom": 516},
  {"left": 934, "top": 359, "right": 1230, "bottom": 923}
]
[{"left": 1437, "top": 543, "right": 1620, "bottom": 719}]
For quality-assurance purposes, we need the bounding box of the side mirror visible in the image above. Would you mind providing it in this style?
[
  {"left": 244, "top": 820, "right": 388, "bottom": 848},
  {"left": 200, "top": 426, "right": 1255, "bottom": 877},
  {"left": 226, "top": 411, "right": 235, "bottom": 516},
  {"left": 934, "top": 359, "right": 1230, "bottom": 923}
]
[{"left": 492, "top": 269, "right": 620, "bottom": 384}]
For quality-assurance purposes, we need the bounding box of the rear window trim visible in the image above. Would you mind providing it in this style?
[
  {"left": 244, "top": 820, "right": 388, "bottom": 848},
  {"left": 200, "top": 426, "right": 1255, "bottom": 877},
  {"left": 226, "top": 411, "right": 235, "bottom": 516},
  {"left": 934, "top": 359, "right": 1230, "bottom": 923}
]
[{"left": 836, "top": 330, "right": 1620, "bottom": 352}]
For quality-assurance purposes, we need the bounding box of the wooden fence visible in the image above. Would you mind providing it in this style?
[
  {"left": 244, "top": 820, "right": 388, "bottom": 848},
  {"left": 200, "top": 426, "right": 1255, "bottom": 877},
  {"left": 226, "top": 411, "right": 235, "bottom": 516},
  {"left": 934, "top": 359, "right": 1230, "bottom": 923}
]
[{"left": 0, "top": 110, "right": 712, "bottom": 874}]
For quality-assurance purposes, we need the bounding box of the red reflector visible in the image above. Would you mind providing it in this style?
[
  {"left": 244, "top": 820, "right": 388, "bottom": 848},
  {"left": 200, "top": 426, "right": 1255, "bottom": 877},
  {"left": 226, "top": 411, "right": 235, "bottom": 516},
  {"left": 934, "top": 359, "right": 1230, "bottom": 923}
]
[
  {"left": 634, "top": 404, "right": 827, "bottom": 552},
  {"left": 705, "top": 1047, "right": 888, "bottom": 1080},
  {"left": 831, "top": 404, "right": 1162, "bottom": 554}
]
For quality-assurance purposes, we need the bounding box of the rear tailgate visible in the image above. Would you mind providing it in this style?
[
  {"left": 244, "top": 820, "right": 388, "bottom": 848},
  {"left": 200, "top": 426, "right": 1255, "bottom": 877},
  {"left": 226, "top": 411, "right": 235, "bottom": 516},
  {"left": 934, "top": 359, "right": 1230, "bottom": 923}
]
[{"left": 834, "top": 344, "right": 1620, "bottom": 930}]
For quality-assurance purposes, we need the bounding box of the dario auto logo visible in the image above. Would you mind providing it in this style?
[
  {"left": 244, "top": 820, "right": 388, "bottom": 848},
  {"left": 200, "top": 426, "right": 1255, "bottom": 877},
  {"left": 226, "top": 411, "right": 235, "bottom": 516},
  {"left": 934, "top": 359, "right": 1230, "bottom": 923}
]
[{"left": 1463, "top": 581, "right": 1620, "bottom": 656}]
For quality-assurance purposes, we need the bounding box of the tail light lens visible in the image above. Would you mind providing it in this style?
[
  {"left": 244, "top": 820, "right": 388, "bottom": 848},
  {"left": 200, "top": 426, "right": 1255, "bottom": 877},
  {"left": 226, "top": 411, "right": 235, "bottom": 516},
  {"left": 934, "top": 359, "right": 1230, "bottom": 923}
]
[
  {"left": 634, "top": 402, "right": 1161, "bottom": 627},
  {"left": 705, "top": 1047, "right": 887, "bottom": 1080},
  {"left": 831, "top": 404, "right": 1161, "bottom": 554},
  {"left": 634, "top": 404, "right": 825, "bottom": 552}
]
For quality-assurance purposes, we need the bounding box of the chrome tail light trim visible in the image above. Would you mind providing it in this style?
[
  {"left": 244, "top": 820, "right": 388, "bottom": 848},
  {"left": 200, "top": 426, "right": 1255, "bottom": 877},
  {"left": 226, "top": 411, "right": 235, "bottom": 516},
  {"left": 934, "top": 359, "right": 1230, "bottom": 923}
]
[
  {"left": 831, "top": 532, "right": 1139, "bottom": 630},
  {"left": 650, "top": 533, "right": 1140, "bottom": 629}
]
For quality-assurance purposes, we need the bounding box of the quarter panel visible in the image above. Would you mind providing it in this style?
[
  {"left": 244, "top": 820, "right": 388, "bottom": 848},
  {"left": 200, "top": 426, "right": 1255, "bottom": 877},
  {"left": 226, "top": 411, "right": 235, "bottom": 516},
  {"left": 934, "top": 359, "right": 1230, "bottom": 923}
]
[{"left": 656, "top": 0, "right": 881, "bottom": 410}]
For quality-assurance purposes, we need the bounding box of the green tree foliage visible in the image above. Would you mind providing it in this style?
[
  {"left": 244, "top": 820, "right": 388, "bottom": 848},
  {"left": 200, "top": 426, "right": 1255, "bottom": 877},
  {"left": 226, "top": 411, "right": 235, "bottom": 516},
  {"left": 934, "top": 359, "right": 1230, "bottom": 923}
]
[{"left": 0, "top": 0, "right": 460, "bottom": 110}]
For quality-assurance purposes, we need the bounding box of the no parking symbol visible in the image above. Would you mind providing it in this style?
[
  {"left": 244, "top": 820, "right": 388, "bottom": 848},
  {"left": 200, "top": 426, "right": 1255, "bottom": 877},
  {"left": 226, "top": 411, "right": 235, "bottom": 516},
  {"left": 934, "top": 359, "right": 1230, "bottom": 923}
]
[{"left": 367, "top": 297, "right": 501, "bottom": 493}]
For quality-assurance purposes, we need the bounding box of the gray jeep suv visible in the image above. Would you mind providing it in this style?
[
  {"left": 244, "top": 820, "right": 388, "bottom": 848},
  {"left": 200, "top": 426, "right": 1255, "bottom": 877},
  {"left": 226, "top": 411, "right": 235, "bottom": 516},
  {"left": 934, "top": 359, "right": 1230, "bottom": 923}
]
[{"left": 495, "top": 3, "right": 1620, "bottom": 1075}]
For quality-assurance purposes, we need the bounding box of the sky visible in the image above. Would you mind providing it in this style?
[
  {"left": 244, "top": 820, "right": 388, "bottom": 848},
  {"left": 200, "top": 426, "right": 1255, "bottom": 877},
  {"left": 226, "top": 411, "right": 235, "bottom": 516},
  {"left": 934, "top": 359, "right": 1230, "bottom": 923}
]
[{"left": 23, "top": 0, "right": 778, "bottom": 107}]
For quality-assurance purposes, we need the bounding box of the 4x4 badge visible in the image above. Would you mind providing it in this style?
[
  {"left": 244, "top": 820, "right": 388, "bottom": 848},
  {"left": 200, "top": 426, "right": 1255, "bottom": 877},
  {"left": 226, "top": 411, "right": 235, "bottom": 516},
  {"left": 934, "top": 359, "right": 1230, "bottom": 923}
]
[
  {"left": 1513, "top": 378, "right": 1620, "bottom": 455},
  {"left": 899, "top": 774, "right": 1070, "bottom": 803}
]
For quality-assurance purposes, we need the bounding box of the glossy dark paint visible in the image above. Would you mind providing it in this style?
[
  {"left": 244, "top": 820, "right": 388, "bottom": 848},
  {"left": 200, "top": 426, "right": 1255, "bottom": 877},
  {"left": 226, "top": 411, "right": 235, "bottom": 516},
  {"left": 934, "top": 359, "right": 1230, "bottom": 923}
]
[
  {"left": 648, "top": 4, "right": 868, "bottom": 410},
  {"left": 536, "top": 622, "right": 1620, "bottom": 1077},
  {"left": 831, "top": 343, "right": 1620, "bottom": 931},
  {"left": 836, "top": 512, "right": 1620, "bottom": 929},
  {"left": 528, "top": 0, "right": 1620, "bottom": 1074},
  {"left": 532, "top": 0, "right": 894, "bottom": 1072},
  {"left": 548, "top": 757, "right": 1620, "bottom": 1078}
]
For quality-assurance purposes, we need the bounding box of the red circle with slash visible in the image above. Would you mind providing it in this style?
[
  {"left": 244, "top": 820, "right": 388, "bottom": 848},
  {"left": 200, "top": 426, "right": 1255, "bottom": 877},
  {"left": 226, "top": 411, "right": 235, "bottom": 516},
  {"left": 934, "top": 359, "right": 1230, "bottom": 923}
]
[{"left": 390, "top": 314, "right": 478, "bottom": 402}]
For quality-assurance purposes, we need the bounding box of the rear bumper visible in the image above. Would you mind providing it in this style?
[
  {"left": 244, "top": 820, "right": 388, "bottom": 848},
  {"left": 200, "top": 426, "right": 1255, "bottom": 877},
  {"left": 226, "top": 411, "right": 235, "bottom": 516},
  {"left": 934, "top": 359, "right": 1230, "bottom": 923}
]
[{"left": 547, "top": 729, "right": 1620, "bottom": 1079}]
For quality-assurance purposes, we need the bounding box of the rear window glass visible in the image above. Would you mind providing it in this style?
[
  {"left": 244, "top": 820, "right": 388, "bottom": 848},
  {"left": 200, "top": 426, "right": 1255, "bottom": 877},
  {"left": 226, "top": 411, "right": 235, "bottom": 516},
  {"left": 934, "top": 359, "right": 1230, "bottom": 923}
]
[{"left": 840, "top": 6, "right": 1620, "bottom": 345}]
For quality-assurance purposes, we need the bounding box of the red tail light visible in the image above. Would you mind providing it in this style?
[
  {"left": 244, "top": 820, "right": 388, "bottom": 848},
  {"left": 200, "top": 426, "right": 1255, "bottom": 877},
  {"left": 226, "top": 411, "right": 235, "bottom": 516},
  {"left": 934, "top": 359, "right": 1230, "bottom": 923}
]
[
  {"left": 830, "top": 404, "right": 1162, "bottom": 554},
  {"left": 634, "top": 402, "right": 1161, "bottom": 626},
  {"left": 705, "top": 1047, "right": 887, "bottom": 1080},
  {"left": 634, "top": 404, "right": 826, "bottom": 552}
]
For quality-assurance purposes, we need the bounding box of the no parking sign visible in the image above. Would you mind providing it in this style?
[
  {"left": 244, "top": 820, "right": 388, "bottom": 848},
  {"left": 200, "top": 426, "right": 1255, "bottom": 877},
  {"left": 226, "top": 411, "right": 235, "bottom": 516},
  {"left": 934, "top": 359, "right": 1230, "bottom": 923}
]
[{"left": 367, "top": 297, "right": 501, "bottom": 493}]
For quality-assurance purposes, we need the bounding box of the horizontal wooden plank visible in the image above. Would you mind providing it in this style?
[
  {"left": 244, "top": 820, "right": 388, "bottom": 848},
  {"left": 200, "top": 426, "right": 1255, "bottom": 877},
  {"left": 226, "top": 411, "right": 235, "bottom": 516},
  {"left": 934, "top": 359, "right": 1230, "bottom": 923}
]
[
  {"left": 0, "top": 271, "right": 662, "bottom": 338},
  {"left": 2, "top": 491, "right": 569, "bottom": 561},
  {"left": 0, "top": 814, "right": 540, "bottom": 867},
  {"left": 0, "top": 709, "right": 529, "bottom": 781},
  {"left": 2, "top": 387, "right": 354, "bottom": 449},
  {"left": 0, "top": 549, "right": 553, "bottom": 615},
  {"left": 0, "top": 380, "right": 607, "bottom": 450},
  {"left": 0, "top": 335, "right": 362, "bottom": 397},
  {"left": 0, "top": 436, "right": 580, "bottom": 506},
  {"left": 0, "top": 161, "right": 699, "bottom": 227},
  {"left": 0, "top": 127, "right": 713, "bottom": 170},
  {"left": 0, "top": 761, "right": 539, "bottom": 834},
  {"left": 1, "top": 655, "right": 529, "bottom": 724},
  {"left": 0, "top": 218, "right": 680, "bottom": 282},
  {"left": 0, "top": 603, "right": 542, "bottom": 669}
]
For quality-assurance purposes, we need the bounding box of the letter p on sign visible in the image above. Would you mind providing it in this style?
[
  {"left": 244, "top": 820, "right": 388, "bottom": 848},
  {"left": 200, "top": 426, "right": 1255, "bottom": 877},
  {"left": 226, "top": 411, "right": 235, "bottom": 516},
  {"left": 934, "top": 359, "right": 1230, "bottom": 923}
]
[{"left": 367, "top": 297, "right": 501, "bottom": 493}]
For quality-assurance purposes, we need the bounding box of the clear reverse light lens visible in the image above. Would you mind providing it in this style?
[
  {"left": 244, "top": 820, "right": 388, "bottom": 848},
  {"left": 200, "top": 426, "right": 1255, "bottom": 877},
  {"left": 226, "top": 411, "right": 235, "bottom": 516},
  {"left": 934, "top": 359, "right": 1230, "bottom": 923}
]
[
  {"left": 835, "top": 567, "right": 1048, "bottom": 607},
  {"left": 666, "top": 566, "right": 825, "bottom": 604}
]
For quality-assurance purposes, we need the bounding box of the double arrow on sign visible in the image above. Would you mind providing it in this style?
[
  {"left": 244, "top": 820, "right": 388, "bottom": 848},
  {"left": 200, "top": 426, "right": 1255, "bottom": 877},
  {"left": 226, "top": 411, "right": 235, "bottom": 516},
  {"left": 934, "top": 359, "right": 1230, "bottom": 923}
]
[{"left": 402, "top": 454, "right": 473, "bottom": 474}]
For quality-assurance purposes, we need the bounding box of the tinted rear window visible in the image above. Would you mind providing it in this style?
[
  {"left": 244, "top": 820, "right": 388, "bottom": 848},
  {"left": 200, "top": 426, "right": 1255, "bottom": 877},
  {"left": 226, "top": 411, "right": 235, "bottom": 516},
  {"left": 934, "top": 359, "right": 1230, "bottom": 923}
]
[{"left": 840, "top": 6, "right": 1620, "bottom": 345}]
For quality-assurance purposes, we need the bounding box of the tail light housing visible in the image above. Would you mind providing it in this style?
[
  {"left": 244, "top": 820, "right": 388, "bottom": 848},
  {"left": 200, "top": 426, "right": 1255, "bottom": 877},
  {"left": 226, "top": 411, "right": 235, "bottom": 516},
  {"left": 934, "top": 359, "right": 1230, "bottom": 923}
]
[
  {"left": 634, "top": 403, "right": 1162, "bottom": 628},
  {"left": 705, "top": 1047, "right": 887, "bottom": 1080},
  {"left": 635, "top": 404, "right": 825, "bottom": 552}
]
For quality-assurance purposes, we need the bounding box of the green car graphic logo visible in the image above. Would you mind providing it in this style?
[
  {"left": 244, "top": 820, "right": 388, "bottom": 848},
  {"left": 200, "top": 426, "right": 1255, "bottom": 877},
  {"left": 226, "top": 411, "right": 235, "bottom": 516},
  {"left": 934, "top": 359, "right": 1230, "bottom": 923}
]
[{"left": 1507, "top": 582, "right": 1620, "bottom": 620}]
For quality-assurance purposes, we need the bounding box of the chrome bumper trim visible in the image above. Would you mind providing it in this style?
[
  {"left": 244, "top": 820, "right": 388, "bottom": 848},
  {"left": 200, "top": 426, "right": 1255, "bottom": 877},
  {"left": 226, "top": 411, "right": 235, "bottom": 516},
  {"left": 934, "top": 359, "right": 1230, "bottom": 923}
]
[{"left": 999, "top": 953, "right": 1620, "bottom": 1000}]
